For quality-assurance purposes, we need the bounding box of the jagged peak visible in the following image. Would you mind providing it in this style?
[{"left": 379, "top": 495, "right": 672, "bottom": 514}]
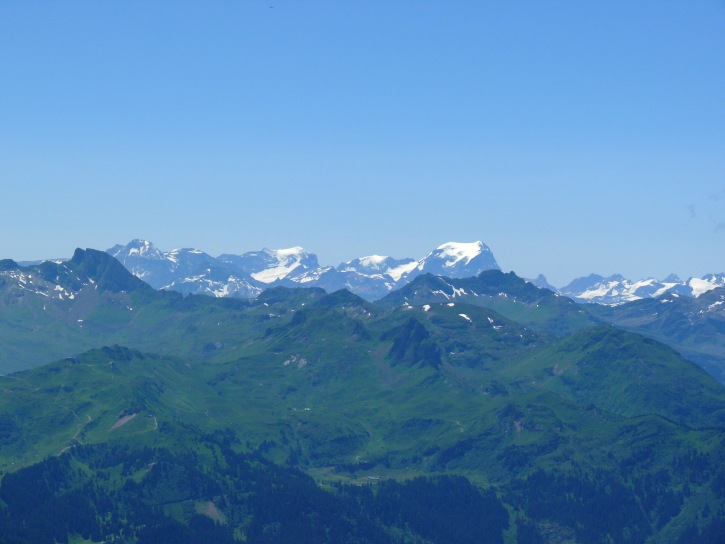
[
  {"left": 69, "top": 248, "right": 153, "bottom": 293},
  {"left": 108, "top": 239, "right": 165, "bottom": 260}
]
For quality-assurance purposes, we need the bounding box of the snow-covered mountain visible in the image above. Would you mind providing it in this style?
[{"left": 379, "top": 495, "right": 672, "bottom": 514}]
[
  {"left": 414, "top": 241, "right": 500, "bottom": 279},
  {"left": 560, "top": 273, "right": 725, "bottom": 305},
  {"left": 105, "top": 240, "right": 501, "bottom": 301},
  {"left": 107, "top": 239, "right": 264, "bottom": 298},
  {"left": 107, "top": 240, "right": 217, "bottom": 287}
]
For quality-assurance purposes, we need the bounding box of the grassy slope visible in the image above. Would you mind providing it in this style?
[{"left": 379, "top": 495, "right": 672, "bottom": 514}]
[
  {"left": 502, "top": 327, "right": 725, "bottom": 429},
  {"left": 588, "top": 289, "right": 725, "bottom": 384}
]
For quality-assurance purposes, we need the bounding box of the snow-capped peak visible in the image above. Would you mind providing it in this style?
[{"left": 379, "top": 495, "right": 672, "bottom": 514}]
[
  {"left": 433, "top": 241, "right": 487, "bottom": 267},
  {"left": 415, "top": 241, "right": 500, "bottom": 279},
  {"left": 108, "top": 239, "right": 164, "bottom": 261},
  {"left": 358, "top": 255, "right": 388, "bottom": 267},
  {"left": 135, "top": 240, "right": 155, "bottom": 254}
]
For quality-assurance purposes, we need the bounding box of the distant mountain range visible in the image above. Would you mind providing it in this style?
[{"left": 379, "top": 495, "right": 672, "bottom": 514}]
[
  {"left": 105, "top": 239, "right": 725, "bottom": 305},
  {"left": 106, "top": 239, "right": 501, "bottom": 301},
  {"left": 559, "top": 272, "right": 725, "bottom": 305}
]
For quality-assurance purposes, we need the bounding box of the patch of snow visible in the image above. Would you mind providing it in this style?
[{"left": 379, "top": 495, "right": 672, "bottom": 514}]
[
  {"left": 166, "top": 250, "right": 180, "bottom": 264},
  {"left": 459, "top": 313, "right": 472, "bottom": 323},
  {"left": 651, "top": 283, "right": 678, "bottom": 298},
  {"left": 387, "top": 260, "right": 419, "bottom": 282},
  {"left": 423, "top": 304, "right": 430, "bottom": 312},
  {"left": 689, "top": 277, "right": 719, "bottom": 297},
  {"left": 295, "top": 266, "right": 332, "bottom": 283},
  {"left": 283, "top": 354, "right": 308, "bottom": 368},
  {"left": 447, "top": 303, "right": 455, "bottom": 307},
  {"left": 575, "top": 280, "right": 622, "bottom": 301}
]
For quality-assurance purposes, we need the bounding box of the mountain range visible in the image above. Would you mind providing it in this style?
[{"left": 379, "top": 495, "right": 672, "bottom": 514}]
[
  {"left": 559, "top": 272, "right": 725, "bottom": 305},
  {"left": 106, "top": 239, "right": 501, "bottom": 301},
  {"left": 0, "top": 245, "right": 723, "bottom": 542},
  {"left": 107, "top": 240, "right": 499, "bottom": 300},
  {"left": 106, "top": 239, "right": 725, "bottom": 307}
]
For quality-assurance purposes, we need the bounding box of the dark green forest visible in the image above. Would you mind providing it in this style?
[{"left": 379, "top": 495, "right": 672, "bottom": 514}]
[{"left": 0, "top": 438, "right": 511, "bottom": 544}]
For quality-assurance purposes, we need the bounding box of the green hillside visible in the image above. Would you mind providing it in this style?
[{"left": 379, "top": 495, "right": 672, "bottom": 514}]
[
  {"left": 502, "top": 327, "right": 725, "bottom": 428},
  {"left": 589, "top": 289, "right": 725, "bottom": 384}
]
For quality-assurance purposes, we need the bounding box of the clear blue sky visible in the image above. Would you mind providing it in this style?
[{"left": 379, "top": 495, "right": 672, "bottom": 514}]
[{"left": 1, "top": 1, "right": 723, "bottom": 286}]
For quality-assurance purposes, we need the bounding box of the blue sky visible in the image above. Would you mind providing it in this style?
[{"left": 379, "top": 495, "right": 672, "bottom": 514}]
[{"left": 1, "top": 1, "right": 723, "bottom": 286}]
